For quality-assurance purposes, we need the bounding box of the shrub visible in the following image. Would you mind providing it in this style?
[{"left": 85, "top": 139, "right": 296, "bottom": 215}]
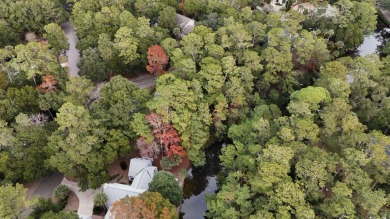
[
  {"left": 29, "top": 198, "right": 61, "bottom": 219},
  {"left": 119, "top": 161, "right": 128, "bottom": 170},
  {"left": 160, "top": 156, "right": 181, "bottom": 170},
  {"left": 149, "top": 171, "right": 183, "bottom": 206},
  {"left": 93, "top": 192, "right": 108, "bottom": 209},
  {"left": 40, "top": 210, "right": 79, "bottom": 219},
  {"left": 53, "top": 185, "right": 70, "bottom": 201}
]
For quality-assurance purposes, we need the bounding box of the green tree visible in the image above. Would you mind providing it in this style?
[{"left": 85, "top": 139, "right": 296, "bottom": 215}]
[
  {"left": 114, "top": 27, "right": 140, "bottom": 64},
  {"left": 184, "top": 0, "right": 206, "bottom": 18},
  {"left": 0, "top": 118, "right": 55, "bottom": 182},
  {"left": 158, "top": 6, "right": 177, "bottom": 30},
  {"left": 261, "top": 28, "right": 295, "bottom": 94},
  {"left": 65, "top": 76, "right": 94, "bottom": 106},
  {"left": 40, "top": 211, "right": 79, "bottom": 219},
  {"left": 320, "top": 182, "right": 355, "bottom": 218},
  {"left": 90, "top": 75, "right": 150, "bottom": 136},
  {"left": 0, "top": 86, "right": 39, "bottom": 121},
  {"left": 48, "top": 102, "right": 113, "bottom": 190},
  {"left": 43, "top": 23, "right": 69, "bottom": 57},
  {"left": 147, "top": 74, "right": 211, "bottom": 166},
  {"left": 10, "top": 42, "right": 61, "bottom": 85},
  {"left": 148, "top": 171, "right": 183, "bottom": 206},
  {"left": 77, "top": 48, "right": 107, "bottom": 82},
  {"left": 0, "top": 183, "right": 33, "bottom": 219}
]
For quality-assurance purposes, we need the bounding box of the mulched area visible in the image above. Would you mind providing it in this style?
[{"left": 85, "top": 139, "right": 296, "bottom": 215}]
[
  {"left": 153, "top": 154, "right": 191, "bottom": 187},
  {"left": 63, "top": 191, "right": 79, "bottom": 212},
  {"left": 107, "top": 151, "right": 141, "bottom": 184}
]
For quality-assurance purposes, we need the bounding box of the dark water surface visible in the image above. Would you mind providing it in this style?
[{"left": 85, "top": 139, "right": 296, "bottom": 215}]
[
  {"left": 357, "top": 20, "right": 390, "bottom": 56},
  {"left": 180, "top": 146, "right": 221, "bottom": 219}
]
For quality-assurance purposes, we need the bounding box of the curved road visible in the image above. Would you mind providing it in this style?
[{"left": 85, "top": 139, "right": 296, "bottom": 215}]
[
  {"left": 62, "top": 22, "right": 80, "bottom": 77},
  {"left": 61, "top": 22, "right": 155, "bottom": 88}
]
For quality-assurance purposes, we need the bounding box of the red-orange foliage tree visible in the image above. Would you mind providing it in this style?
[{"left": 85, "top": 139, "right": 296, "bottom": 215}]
[
  {"left": 146, "top": 45, "right": 169, "bottom": 76},
  {"left": 110, "top": 192, "right": 178, "bottom": 219},
  {"left": 38, "top": 75, "right": 57, "bottom": 92},
  {"left": 136, "top": 113, "right": 186, "bottom": 159}
]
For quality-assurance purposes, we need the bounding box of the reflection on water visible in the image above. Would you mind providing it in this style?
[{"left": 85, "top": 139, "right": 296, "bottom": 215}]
[
  {"left": 357, "top": 20, "right": 390, "bottom": 56},
  {"left": 180, "top": 146, "right": 221, "bottom": 219}
]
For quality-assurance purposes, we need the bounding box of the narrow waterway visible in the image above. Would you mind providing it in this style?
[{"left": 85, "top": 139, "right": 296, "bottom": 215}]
[
  {"left": 357, "top": 20, "right": 390, "bottom": 56},
  {"left": 180, "top": 146, "right": 221, "bottom": 219}
]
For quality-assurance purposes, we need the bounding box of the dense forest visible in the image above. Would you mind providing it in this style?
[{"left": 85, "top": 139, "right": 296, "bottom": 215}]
[{"left": 0, "top": 0, "right": 389, "bottom": 218}]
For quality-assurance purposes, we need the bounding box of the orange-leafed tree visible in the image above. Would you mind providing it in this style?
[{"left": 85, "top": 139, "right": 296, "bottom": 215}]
[
  {"left": 146, "top": 45, "right": 169, "bottom": 76},
  {"left": 110, "top": 192, "right": 178, "bottom": 219},
  {"left": 145, "top": 113, "right": 186, "bottom": 159},
  {"left": 136, "top": 113, "right": 186, "bottom": 160},
  {"left": 38, "top": 75, "right": 57, "bottom": 92}
]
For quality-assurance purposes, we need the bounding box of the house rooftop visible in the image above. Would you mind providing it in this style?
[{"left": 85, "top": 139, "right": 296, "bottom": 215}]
[
  {"left": 131, "top": 166, "right": 158, "bottom": 190},
  {"left": 128, "top": 158, "right": 152, "bottom": 179},
  {"left": 103, "top": 183, "right": 146, "bottom": 208},
  {"left": 176, "top": 14, "right": 195, "bottom": 36}
]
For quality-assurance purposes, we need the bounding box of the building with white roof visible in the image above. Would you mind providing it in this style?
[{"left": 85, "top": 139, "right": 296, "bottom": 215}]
[
  {"left": 128, "top": 158, "right": 152, "bottom": 180},
  {"left": 102, "top": 183, "right": 146, "bottom": 208},
  {"left": 131, "top": 166, "right": 158, "bottom": 190}
]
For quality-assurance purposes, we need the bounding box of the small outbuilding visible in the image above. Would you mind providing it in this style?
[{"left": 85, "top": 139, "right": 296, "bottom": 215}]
[{"left": 128, "top": 158, "right": 152, "bottom": 180}]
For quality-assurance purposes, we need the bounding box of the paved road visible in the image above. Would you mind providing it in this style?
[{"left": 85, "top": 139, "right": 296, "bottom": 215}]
[
  {"left": 62, "top": 22, "right": 80, "bottom": 77},
  {"left": 32, "top": 172, "right": 64, "bottom": 198},
  {"left": 61, "top": 177, "right": 98, "bottom": 218},
  {"left": 131, "top": 74, "right": 157, "bottom": 89}
]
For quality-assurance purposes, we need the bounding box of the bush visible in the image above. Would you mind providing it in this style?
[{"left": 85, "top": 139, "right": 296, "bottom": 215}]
[
  {"left": 93, "top": 192, "right": 108, "bottom": 209},
  {"left": 160, "top": 156, "right": 182, "bottom": 170},
  {"left": 40, "top": 210, "right": 79, "bottom": 219},
  {"left": 149, "top": 171, "right": 183, "bottom": 206},
  {"left": 53, "top": 185, "right": 70, "bottom": 201},
  {"left": 29, "top": 198, "right": 61, "bottom": 219},
  {"left": 119, "top": 161, "right": 128, "bottom": 170}
]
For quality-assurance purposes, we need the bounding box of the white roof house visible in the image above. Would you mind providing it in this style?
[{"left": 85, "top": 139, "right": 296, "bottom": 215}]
[
  {"left": 131, "top": 166, "right": 158, "bottom": 190},
  {"left": 176, "top": 14, "right": 195, "bottom": 36},
  {"left": 128, "top": 158, "right": 152, "bottom": 180},
  {"left": 104, "top": 162, "right": 159, "bottom": 218},
  {"left": 103, "top": 183, "right": 146, "bottom": 208},
  {"left": 292, "top": 3, "right": 337, "bottom": 17}
]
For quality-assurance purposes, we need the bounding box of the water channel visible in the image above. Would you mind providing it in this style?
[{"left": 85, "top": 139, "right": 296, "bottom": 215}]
[
  {"left": 179, "top": 19, "right": 390, "bottom": 219},
  {"left": 356, "top": 19, "right": 390, "bottom": 56},
  {"left": 180, "top": 146, "right": 222, "bottom": 219}
]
